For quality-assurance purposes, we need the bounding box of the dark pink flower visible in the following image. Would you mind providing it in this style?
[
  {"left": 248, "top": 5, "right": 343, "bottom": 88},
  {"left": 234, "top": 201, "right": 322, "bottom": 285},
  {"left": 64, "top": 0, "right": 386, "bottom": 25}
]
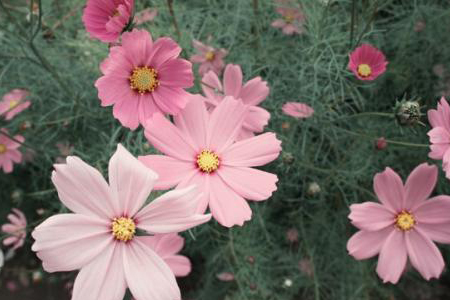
[
  {"left": 190, "top": 39, "right": 228, "bottom": 76},
  {"left": 282, "top": 102, "right": 314, "bottom": 119},
  {"left": 348, "top": 44, "right": 388, "bottom": 81},
  {"left": 0, "top": 89, "right": 31, "bottom": 120}
]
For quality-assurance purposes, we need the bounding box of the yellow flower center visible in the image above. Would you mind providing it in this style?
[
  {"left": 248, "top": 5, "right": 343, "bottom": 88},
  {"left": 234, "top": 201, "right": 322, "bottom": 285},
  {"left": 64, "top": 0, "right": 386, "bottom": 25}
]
[
  {"left": 129, "top": 66, "right": 159, "bottom": 94},
  {"left": 0, "top": 144, "right": 6, "bottom": 154},
  {"left": 395, "top": 211, "right": 415, "bottom": 231},
  {"left": 284, "top": 14, "right": 295, "bottom": 23},
  {"left": 111, "top": 217, "right": 136, "bottom": 242},
  {"left": 112, "top": 9, "right": 120, "bottom": 17},
  {"left": 9, "top": 100, "right": 19, "bottom": 109},
  {"left": 197, "top": 150, "right": 220, "bottom": 173},
  {"left": 205, "top": 51, "right": 215, "bottom": 61},
  {"left": 357, "top": 64, "right": 372, "bottom": 77}
]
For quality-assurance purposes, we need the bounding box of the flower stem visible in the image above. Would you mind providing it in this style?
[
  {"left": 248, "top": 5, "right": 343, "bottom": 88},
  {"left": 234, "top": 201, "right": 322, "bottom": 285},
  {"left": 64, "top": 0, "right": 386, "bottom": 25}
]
[{"left": 166, "top": 0, "right": 181, "bottom": 40}]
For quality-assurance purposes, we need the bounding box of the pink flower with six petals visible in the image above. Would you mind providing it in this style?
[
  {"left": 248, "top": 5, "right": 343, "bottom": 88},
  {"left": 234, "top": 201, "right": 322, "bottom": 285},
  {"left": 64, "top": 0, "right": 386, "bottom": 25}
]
[
  {"left": 347, "top": 163, "right": 450, "bottom": 284},
  {"left": 190, "top": 40, "right": 228, "bottom": 76},
  {"left": 139, "top": 97, "right": 281, "bottom": 227},
  {"left": 282, "top": 102, "right": 314, "bottom": 119},
  {"left": 0, "top": 129, "right": 24, "bottom": 173},
  {"left": 427, "top": 97, "right": 450, "bottom": 178},
  {"left": 0, "top": 89, "right": 31, "bottom": 120},
  {"left": 271, "top": 0, "right": 306, "bottom": 35},
  {"left": 32, "top": 144, "right": 211, "bottom": 300},
  {"left": 348, "top": 44, "right": 388, "bottom": 81},
  {"left": 201, "top": 64, "right": 270, "bottom": 140},
  {"left": 2, "top": 208, "right": 27, "bottom": 250}
]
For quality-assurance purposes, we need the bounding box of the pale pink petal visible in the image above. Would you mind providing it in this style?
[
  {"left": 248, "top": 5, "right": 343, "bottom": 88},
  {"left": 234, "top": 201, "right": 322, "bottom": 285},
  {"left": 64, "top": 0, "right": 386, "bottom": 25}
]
[
  {"left": 404, "top": 163, "right": 437, "bottom": 210},
  {"left": 147, "top": 37, "right": 182, "bottom": 69},
  {"left": 158, "top": 59, "right": 194, "bottom": 88},
  {"left": 192, "top": 39, "right": 210, "bottom": 54},
  {"left": 347, "top": 227, "right": 392, "bottom": 260},
  {"left": 242, "top": 106, "right": 270, "bottom": 133},
  {"left": 373, "top": 167, "right": 404, "bottom": 213},
  {"left": 417, "top": 222, "right": 450, "bottom": 244},
  {"left": 428, "top": 109, "right": 445, "bottom": 129},
  {"left": 201, "top": 71, "right": 223, "bottom": 101},
  {"left": 121, "top": 29, "right": 153, "bottom": 66},
  {"left": 428, "top": 127, "right": 450, "bottom": 144},
  {"left": 223, "top": 64, "right": 243, "bottom": 98},
  {"left": 348, "top": 202, "right": 395, "bottom": 231},
  {"left": 271, "top": 19, "right": 286, "bottom": 28},
  {"left": 176, "top": 171, "right": 210, "bottom": 214},
  {"left": 429, "top": 144, "right": 449, "bottom": 159},
  {"left": 282, "top": 24, "right": 298, "bottom": 35},
  {"left": 405, "top": 227, "right": 444, "bottom": 280},
  {"left": 72, "top": 243, "right": 126, "bottom": 300},
  {"left": 376, "top": 229, "right": 407, "bottom": 284},
  {"left": 108, "top": 144, "right": 158, "bottom": 217},
  {"left": 164, "top": 255, "right": 191, "bottom": 277},
  {"left": 190, "top": 54, "right": 206, "bottom": 64},
  {"left": 112, "top": 97, "right": 140, "bottom": 130},
  {"left": 282, "top": 102, "right": 314, "bottom": 119},
  {"left": 239, "top": 77, "right": 269, "bottom": 106},
  {"left": 414, "top": 195, "right": 450, "bottom": 224}
]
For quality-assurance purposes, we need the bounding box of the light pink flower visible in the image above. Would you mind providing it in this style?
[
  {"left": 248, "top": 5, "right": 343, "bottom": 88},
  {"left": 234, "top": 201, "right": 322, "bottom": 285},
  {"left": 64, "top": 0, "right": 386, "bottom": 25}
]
[
  {"left": 271, "top": 0, "right": 306, "bottom": 35},
  {"left": 0, "top": 129, "right": 24, "bottom": 173},
  {"left": 134, "top": 8, "right": 158, "bottom": 25},
  {"left": 348, "top": 44, "right": 388, "bottom": 81},
  {"left": 0, "top": 89, "right": 31, "bottom": 120},
  {"left": 2, "top": 208, "right": 27, "bottom": 250},
  {"left": 139, "top": 97, "right": 281, "bottom": 227},
  {"left": 427, "top": 97, "right": 450, "bottom": 178},
  {"left": 95, "top": 29, "right": 194, "bottom": 130},
  {"left": 82, "top": 0, "right": 134, "bottom": 43},
  {"left": 32, "top": 144, "right": 211, "bottom": 300},
  {"left": 282, "top": 102, "right": 314, "bottom": 119},
  {"left": 140, "top": 233, "right": 191, "bottom": 277},
  {"left": 201, "top": 64, "right": 270, "bottom": 140},
  {"left": 347, "top": 163, "right": 450, "bottom": 284},
  {"left": 190, "top": 40, "right": 228, "bottom": 76}
]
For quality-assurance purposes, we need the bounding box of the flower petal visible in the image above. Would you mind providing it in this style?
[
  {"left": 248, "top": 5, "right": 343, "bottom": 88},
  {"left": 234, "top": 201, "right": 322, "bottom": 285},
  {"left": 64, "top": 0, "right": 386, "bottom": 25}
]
[
  {"left": 158, "top": 59, "right": 194, "bottom": 88},
  {"left": 417, "top": 222, "right": 450, "bottom": 244},
  {"left": 348, "top": 202, "right": 395, "bottom": 231},
  {"left": 242, "top": 106, "right": 270, "bottom": 133},
  {"left": 201, "top": 71, "right": 223, "bottom": 101},
  {"left": 239, "top": 77, "right": 269, "bottom": 106},
  {"left": 404, "top": 163, "right": 437, "bottom": 210},
  {"left": 376, "top": 229, "right": 407, "bottom": 284},
  {"left": 373, "top": 167, "right": 404, "bottom": 213},
  {"left": 147, "top": 37, "right": 182, "bottom": 69},
  {"left": 223, "top": 64, "right": 243, "bottom": 98},
  {"left": 164, "top": 255, "right": 191, "bottom": 277},
  {"left": 176, "top": 171, "right": 210, "bottom": 214},
  {"left": 414, "top": 195, "right": 450, "bottom": 224},
  {"left": 121, "top": 29, "right": 153, "bottom": 66},
  {"left": 347, "top": 228, "right": 392, "bottom": 260}
]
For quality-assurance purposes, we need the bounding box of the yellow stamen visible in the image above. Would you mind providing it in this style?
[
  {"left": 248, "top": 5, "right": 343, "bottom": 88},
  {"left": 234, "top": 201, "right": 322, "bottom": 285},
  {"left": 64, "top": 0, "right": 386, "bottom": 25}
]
[
  {"left": 395, "top": 211, "right": 415, "bottom": 231},
  {"left": 357, "top": 64, "right": 372, "bottom": 77},
  {"left": 283, "top": 14, "right": 295, "bottom": 23},
  {"left": 111, "top": 217, "right": 136, "bottom": 242},
  {"left": 0, "top": 144, "right": 6, "bottom": 154},
  {"left": 112, "top": 9, "right": 120, "bottom": 17},
  {"left": 197, "top": 150, "right": 220, "bottom": 173},
  {"left": 205, "top": 51, "right": 215, "bottom": 61},
  {"left": 129, "top": 66, "right": 159, "bottom": 94},
  {"left": 9, "top": 100, "right": 19, "bottom": 109}
]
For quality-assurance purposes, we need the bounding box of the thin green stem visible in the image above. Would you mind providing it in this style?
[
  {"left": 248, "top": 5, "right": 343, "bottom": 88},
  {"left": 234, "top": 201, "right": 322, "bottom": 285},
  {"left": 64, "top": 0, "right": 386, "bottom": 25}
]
[
  {"left": 166, "top": 0, "right": 181, "bottom": 40},
  {"left": 349, "top": 0, "right": 356, "bottom": 48}
]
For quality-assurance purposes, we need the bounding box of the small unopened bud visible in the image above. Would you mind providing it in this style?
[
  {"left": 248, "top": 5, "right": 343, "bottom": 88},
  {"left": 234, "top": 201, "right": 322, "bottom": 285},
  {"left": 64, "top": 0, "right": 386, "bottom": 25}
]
[
  {"left": 249, "top": 283, "right": 257, "bottom": 291},
  {"left": 395, "top": 99, "right": 422, "bottom": 126},
  {"left": 19, "top": 121, "right": 32, "bottom": 131},
  {"left": 247, "top": 256, "right": 255, "bottom": 264},
  {"left": 414, "top": 20, "right": 426, "bottom": 32},
  {"left": 376, "top": 137, "right": 387, "bottom": 150},
  {"left": 298, "top": 259, "right": 314, "bottom": 278},
  {"left": 282, "top": 152, "right": 294, "bottom": 164},
  {"left": 307, "top": 182, "right": 321, "bottom": 196},
  {"left": 11, "top": 189, "right": 23, "bottom": 202},
  {"left": 281, "top": 122, "right": 290, "bottom": 130},
  {"left": 216, "top": 272, "right": 235, "bottom": 282},
  {"left": 283, "top": 278, "right": 293, "bottom": 288},
  {"left": 36, "top": 208, "right": 46, "bottom": 216},
  {"left": 286, "top": 228, "right": 299, "bottom": 243},
  {"left": 32, "top": 270, "right": 43, "bottom": 283}
]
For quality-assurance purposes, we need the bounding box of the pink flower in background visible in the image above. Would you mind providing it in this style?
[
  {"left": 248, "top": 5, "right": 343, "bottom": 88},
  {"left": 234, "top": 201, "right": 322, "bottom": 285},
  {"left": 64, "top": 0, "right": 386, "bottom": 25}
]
[
  {"left": 139, "top": 97, "right": 281, "bottom": 227},
  {"left": 2, "top": 208, "right": 27, "bottom": 250},
  {"left": 134, "top": 8, "right": 158, "bottom": 25},
  {"left": 271, "top": 0, "right": 306, "bottom": 35},
  {"left": 82, "top": 0, "right": 134, "bottom": 43},
  {"left": 96, "top": 29, "right": 194, "bottom": 130},
  {"left": 55, "top": 142, "right": 74, "bottom": 164},
  {"left": 427, "top": 97, "right": 450, "bottom": 178},
  {"left": 0, "top": 89, "right": 31, "bottom": 120},
  {"left": 190, "top": 40, "right": 228, "bottom": 76},
  {"left": 347, "top": 163, "right": 450, "bottom": 284},
  {"left": 282, "top": 102, "right": 314, "bottom": 119},
  {"left": 0, "top": 129, "right": 24, "bottom": 173},
  {"left": 348, "top": 44, "right": 388, "bottom": 81},
  {"left": 32, "top": 144, "right": 211, "bottom": 300},
  {"left": 202, "top": 64, "right": 270, "bottom": 140},
  {"left": 140, "top": 233, "right": 191, "bottom": 277}
]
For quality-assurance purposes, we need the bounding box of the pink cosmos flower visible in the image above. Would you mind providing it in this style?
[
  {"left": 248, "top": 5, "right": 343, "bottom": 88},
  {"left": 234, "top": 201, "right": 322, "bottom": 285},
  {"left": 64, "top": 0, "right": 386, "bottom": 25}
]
[
  {"left": 190, "top": 40, "right": 228, "bottom": 76},
  {"left": 2, "top": 208, "right": 27, "bottom": 250},
  {"left": 348, "top": 44, "right": 388, "bottom": 81},
  {"left": 95, "top": 29, "right": 194, "bottom": 130},
  {"left": 282, "top": 102, "right": 314, "bottom": 119},
  {"left": 201, "top": 64, "right": 270, "bottom": 140},
  {"left": 139, "top": 97, "right": 281, "bottom": 227},
  {"left": 0, "top": 89, "right": 31, "bottom": 120},
  {"left": 271, "top": 0, "right": 306, "bottom": 35},
  {"left": 347, "top": 163, "right": 450, "bottom": 284},
  {"left": 0, "top": 129, "right": 24, "bottom": 173},
  {"left": 82, "top": 0, "right": 134, "bottom": 43},
  {"left": 32, "top": 144, "right": 211, "bottom": 300},
  {"left": 427, "top": 97, "right": 450, "bottom": 178},
  {"left": 140, "top": 233, "right": 191, "bottom": 277},
  {"left": 134, "top": 8, "right": 158, "bottom": 25}
]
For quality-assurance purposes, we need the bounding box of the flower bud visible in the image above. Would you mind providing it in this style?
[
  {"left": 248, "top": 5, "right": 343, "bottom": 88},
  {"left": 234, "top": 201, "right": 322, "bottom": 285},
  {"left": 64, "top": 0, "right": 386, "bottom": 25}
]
[
  {"left": 307, "top": 182, "right": 321, "bottom": 196},
  {"left": 395, "top": 99, "right": 421, "bottom": 126},
  {"left": 376, "top": 137, "right": 387, "bottom": 150}
]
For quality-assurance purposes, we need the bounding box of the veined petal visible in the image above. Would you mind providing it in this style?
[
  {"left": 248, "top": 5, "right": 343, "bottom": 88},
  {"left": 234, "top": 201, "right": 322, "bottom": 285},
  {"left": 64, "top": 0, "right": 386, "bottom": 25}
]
[
  {"left": 414, "top": 195, "right": 450, "bottom": 224},
  {"left": 376, "top": 229, "right": 407, "bottom": 284},
  {"left": 347, "top": 228, "right": 392, "bottom": 260},
  {"left": 373, "top": 167, "right": 404, "bottom": 213},
  {"left": 223, "top": 64, "right": 243, "bottom": 98},
  {"left": 348, "top": 202, "right": 395, "bottom": 231},
  {"left": 404, "top": 163, "right": 437, "bottom": 210}
]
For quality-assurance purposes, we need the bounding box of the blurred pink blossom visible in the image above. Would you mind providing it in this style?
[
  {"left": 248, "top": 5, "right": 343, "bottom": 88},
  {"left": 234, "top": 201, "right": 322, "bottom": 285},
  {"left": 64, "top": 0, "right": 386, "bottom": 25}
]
[
  {"left": 134, "top": 8, "right": 158, "bottom": 25},
  {"left": 0, "top": 89, "right": 31, "bottom": 120},
  {"left": 271, "top": 0, "right": 306, "bottom": 35},
  {"left": 0, "top": 129, "right": 24, "bottom": 173},
  {"left": 282, "top": 102, "right": 314, "bottom": 119},
  {"left": 190, "top": 39, "right": 228, "bottom": 76},
  {"left": 56, "top": 142, "right": 74, "bottom": 164},
  {"left": 2, "top": 208, "right": 27, "bottom": 250},
  {"left": 216, "top": 272, "right": 235, "bottom": 282}
]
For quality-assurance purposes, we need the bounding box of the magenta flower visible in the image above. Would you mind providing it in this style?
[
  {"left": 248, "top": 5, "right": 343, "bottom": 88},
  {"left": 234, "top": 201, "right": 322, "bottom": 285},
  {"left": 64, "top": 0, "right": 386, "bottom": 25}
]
[
  {"left": 190, "top": 39, "right": 228, "bottom": 76},
  {"left": 428, "top": 97, "right": 450, "bottom": 178},
  {"left": 347, "top": 163, "right": 450, "bottom": 284},
  {"left": 82, "top": 0, "right": 134, "bottom": 43},
  {"left": 140, "top": 233, "right": 191, "bottom": 277},
  {"left": 0, "top": 129, "right": 24, "bottom": 173},
  {"left": 271, "top": 0, "right": 306, "bottom": 35},
  {"left": 282, "top": 102, "right": 314, "bottom": 119},
  {"left": 201, "top": 64, "right": 270, "bottom": 140},
  {"left": 2, "top": 208, "right": 27, "bottom": 250},
  {"left": 32, "top": 144, "right": 211, "bottom": 300},
  {"left": 134, "top": 8, "right": 158, "bottom": 25},
  {"left": 348, "top": 44, "right": 388, "bottom": 81},
  {"left": 139, "top": 97, "right": 281, "bottom": 227},
  {"left": 0, "top": 89, "right": 31, "bottom": 120},
  {"left": 95, "top": 29, "right": 194, "bottom": 130}
]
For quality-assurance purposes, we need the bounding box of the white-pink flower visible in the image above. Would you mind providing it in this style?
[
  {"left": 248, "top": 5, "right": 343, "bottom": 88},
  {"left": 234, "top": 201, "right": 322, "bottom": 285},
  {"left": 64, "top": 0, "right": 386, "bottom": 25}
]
[
  {"left": 190, "top": 39, "right": 228, "bottom": 76},
  {"left": 0, "top": 89, "right": 31, "bottom": 120},
  {"left": 2, "top": 208, "right": 27, "bottom": 250},
  {"left": 0, "top": 129, "right": 24, "bottom": 174}
]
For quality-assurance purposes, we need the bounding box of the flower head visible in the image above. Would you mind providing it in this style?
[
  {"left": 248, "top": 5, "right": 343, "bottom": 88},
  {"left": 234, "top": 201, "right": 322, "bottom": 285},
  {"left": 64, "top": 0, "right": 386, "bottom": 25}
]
[
  {"left": 282, "top": 102, "right": 314, "bottom": 119},
  {"left": 32, "top": 144, "right": 211, "bottom": 300},
  {"left": 95, "top": 29, "right": 194, "bottom": 130},
  {"left": 82, "top": 0, "right": 134, "bottom": 43},
  {"left": 271, "top": 0, "right": 306, "bottom": 35},
  {"left": 190, "top": 39, "right": 228, "bottom": 76},
  {"left": 2, "top": 209, "right": 27, "bottom": 250},
  {"left": 347, "top": 163, "right": 450, "bottom": 284},
  {"left": 0, "top": 89, "right": 31, "bottom": 120},
  {"left": 427, "top": 97, "right": 450, "bottom": 178},
  {"left": 134, "top": 8, "right": 158, "bottom": 25},
  {"left": 0, "top": 129, "right": 24, "bottom": 173},
  {"left": 348, "top": 44, "right": 388, "bottom": 81},
  {"left": 201, "top": 64, "right": 270, "bottom": 140},
  {"left": 139, "top": 97, "right": 281, "bottom": 227}
]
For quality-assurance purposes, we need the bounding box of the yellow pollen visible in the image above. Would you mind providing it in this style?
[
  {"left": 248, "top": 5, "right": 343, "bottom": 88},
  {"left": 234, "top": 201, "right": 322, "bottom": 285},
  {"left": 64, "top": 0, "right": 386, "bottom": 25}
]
[
  {"left": 197, "top": 150, "right": 220, "bottom": 173},
  {"left": 284, "top": 14, "right": 295, "bottom": 23},
  {"left": 9, "top": 100, "right": 19, "bottom": 109},
  {"left": 205, "top": 51, "right": 215, "bottom": 61},
  {"left": 111, "top": 217, "right": 136, "bottom": 242},
  {"left": 357, "top": 64, "right": 372, "bottom": 77},
  {"left": 112, "top": 9, "right": 120, "bottom": 17},
  {"left": 0, "top": 144, "right": 6, "bottom": 154},
  {"left": 395, "top": 211, "right": 415, "bottom": 231},
  {"left": 129, "top": 66, "right": 159, "bottom": 94}
]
